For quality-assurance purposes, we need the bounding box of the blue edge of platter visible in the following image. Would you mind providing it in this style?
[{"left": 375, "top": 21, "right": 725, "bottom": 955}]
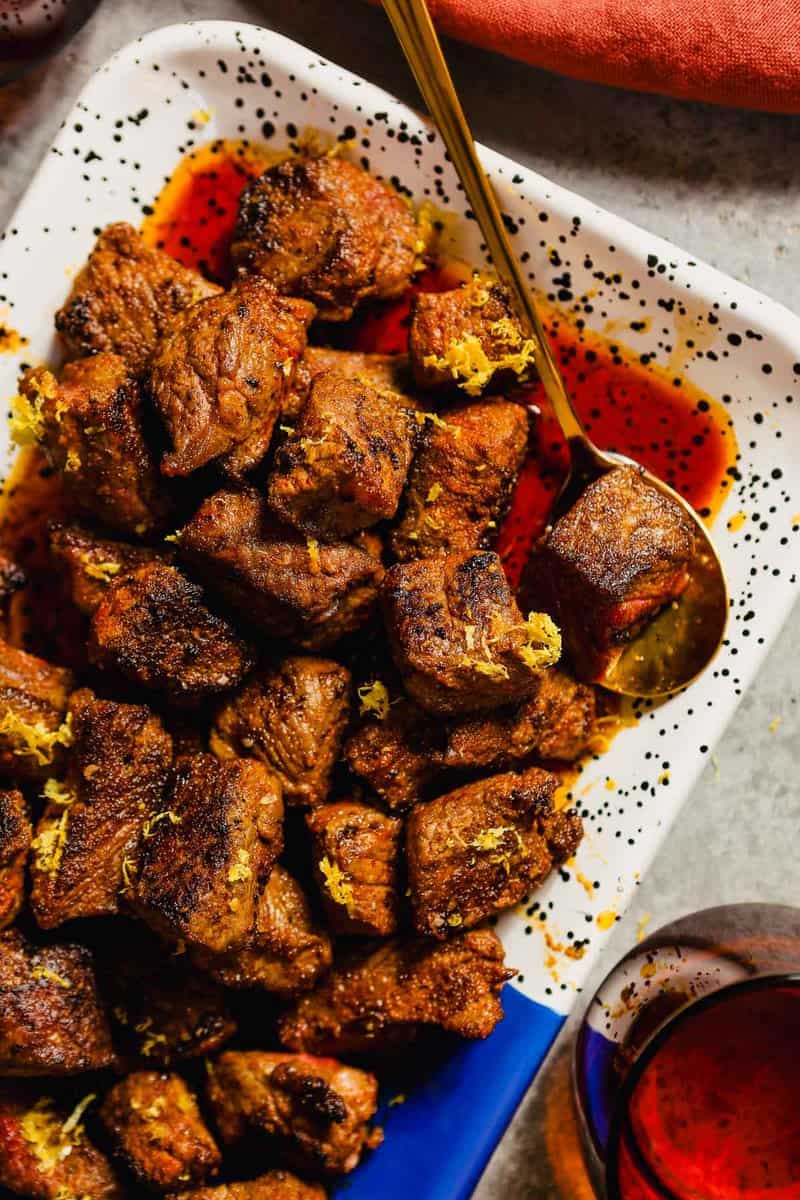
[{"left": 332, "top": 987, "right": 565, "bottom": 1199}]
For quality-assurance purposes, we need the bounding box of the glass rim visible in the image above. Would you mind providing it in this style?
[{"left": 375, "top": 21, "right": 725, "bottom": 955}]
[{"left": 604, "top": 970, "right": 800, "bottom": 1200}]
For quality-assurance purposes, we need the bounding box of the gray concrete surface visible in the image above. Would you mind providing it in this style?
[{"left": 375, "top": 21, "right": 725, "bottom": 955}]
[{"left": 2, "top": 2, "right": 798, "bottom": 1195}]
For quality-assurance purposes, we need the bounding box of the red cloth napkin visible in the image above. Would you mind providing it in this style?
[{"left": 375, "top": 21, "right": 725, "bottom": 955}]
[{"left": 418, "top": 0, "right": 800, "bottom": 112}]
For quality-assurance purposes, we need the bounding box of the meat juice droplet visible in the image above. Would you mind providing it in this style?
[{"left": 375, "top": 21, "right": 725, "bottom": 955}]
[{"left": 141, "top": 140, "right": 738, "bottom": 589}]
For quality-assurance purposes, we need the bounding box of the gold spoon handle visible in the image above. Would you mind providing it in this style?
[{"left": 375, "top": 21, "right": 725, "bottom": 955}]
[{"left": 382, "top": 0, "right": 594, "bottom": 451}]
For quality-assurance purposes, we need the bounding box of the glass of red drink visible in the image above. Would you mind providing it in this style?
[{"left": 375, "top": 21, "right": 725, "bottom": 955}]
[{"left": 573, "top": 904, "right": 800, "bottom": 1199}]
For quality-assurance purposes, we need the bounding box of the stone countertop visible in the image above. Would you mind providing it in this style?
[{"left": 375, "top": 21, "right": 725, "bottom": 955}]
[{"left": 2, "top": 2, "right": 799, "bottom": 1195}]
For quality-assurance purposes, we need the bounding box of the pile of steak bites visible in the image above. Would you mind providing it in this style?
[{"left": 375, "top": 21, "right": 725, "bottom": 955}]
[{"left": 0, "top": 151, "right": 696, "bottom": 1199}]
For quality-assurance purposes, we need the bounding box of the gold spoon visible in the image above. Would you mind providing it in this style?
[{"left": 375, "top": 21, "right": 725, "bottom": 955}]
[{"left": 382, "top": 0, "right": 728, "bottom": 698}]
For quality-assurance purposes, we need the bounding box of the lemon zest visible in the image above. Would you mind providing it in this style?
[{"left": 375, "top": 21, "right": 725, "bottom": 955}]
[
  {"left": 0, "top": 709, "right": 73, "bottom": 766},
  {"left": 307, "top": 537, "right": 321, "bottom": 575},
  {"left": 227, "top": 848, "right": 252, "bottom": 884},
  {"left": 458, "top": 656, "right": 509, "bottom": 679},
  {"left": 142, "top": 810, "right": 182, "bottom": 839},
  {"left": 32, "top": 809, "right": 70, "bottom": 877},
  {"left": 79, "top": 554, "right": 121, "bottom": 583},
  {"left": 42, "top": 778, "right": 76, "bottom": 807},
  {"left": 518, "top": 612, "right": 561, "bottom": 670},
  {"left": 31, "top": 965, "right": 72, "bottom": 989},
  {"left": 319, "top": 856, "right": 355, "bottom": 915},
  {"left": 358, "top": 680, "right": 390, "bottom": 721},
  {"left": 426, "top": 482, "right": 442, "bottom": 503},
  {"left": 423, "top": 321, "right": 536, "bottom": 396},
  {"left": 412, "top": 409, "right": 462, "bottom": 438}
]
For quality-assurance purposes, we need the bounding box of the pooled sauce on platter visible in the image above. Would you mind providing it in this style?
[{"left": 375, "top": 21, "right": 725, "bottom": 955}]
[{"left": 0, "top": 138, "right": 738, "bottom": 660}]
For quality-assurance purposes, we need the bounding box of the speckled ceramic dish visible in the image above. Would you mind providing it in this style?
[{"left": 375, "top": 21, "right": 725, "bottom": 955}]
[{"left": 1, "top": 20, "right": 799, "bottom": 1200}]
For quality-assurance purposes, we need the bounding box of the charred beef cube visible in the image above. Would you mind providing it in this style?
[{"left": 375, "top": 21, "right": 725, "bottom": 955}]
[
  {"left": 279, "top": 928, "right": 514, "bottom": 1055},
  {"left": 343, "top": 696, "right": 442, "bottom": 812},
  {"left": 307, "top": 801, "right": 402, "bottom": 936},
  {"left": 524, "top": 466, "right": 697, "bottom": 683},
  {"left": 148, "top": 276, "right": 313, "bottom": 478},
  {"left": 100, "top": 1072, "right": 220, "bottom": 1193},
  {"left": 135, "top": 753, "right": 283, "bottom": 954},
  {"left": 49, "top": 522, "right": 170, "bottom": 616},
  {"left": 231, "top": 155, "right": 418, "bottom": 321},
  {"left": 54, "top": 221, "right": 221, "bottom": 373},
  {"left": 282, "top": 345, "right": 417, "bottom": 422},
  {"left": 206, "top": 1051, "right": 382, "bottom": 1177},
  {"left": 0, "top": 640, "right": 74, "bottom": 783},
  {"left": 391, "top": 398, "right": 529, "bottom": 561},
  {"left": 0, "top": 1085, "right": 122, "bottom": 1199},
  {"left": 211, "top": 656, "right": 351, "bottom": 809},
  {"left": 18, "top": 356, "right": 173, "bottom": 539},
  {"left": 0, "top": 928, "right": 115, "bottom": 1075},
  {"left": 103, "top": 936, "right": 237, "bottom": 1064},
  {"left": 177, "top": 488, "right": 383, "bottom": 650},
  {"left": 0, "top": 790, "right": 30, "bottom": 929},
  {"left": 406, "top": 766, "right": 582, "bottom": 937},
  {"left": 192, "top": 865, "right": 332, "bottom": 998},
  {"left": 382, "top": 550, "right": 558, "bottom": 715},
  {"left": 408, "top": 276, "right": 536, "bottom": 393},
  {"left": 29, "top": 688, "right": 173, "bottom": 929},
  {"left": 89, "top": 562, "right": 253, "bottom": 705},
  {"left": 443, "top": 668, "right": 597, "bottom": 768},
  {"left": 267, "top": 372, "right": 417, "bottom": 541},
  {"left": 166, "top": 1170, "right": 326, "bottom": 1200}
]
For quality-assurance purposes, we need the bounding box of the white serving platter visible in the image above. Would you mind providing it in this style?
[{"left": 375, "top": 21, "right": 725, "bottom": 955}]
[{"left": 1, "top": 20, "right": 799, "bottom": 1199}]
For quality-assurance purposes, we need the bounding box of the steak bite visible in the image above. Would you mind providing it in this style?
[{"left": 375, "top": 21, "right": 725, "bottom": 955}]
[
  {"left": 166, "top": 1170, "right": 326, "bottom": 1200},
  {"left": 148, "top": 277, "right": 313, "bottom": 478},
  {"left": 135, "top": 753, "right": 283, "bottom": 954},
  {"left": 0, "top": 640, "right": 74, "bottom": 783},
  {"left": 406, "top": 766, "right": 582, "bottom": 937},
  {"left": 29, "top": 688, "right": 173, "bottom": 929},
  {"left": 193, "top": 865, "right": 332, "bottom": 997},
  {"left": 19, "top": 356, "right": 173, "bottom": 539},
  {"left": 211, "top": 656, "right": 351, "bottom": 809},
  {"left": 391, "top": 398, "right": 529, "bottom": 561},
  {"left": 231, "top": 154, "right": 418, "bottom": 321},
  {"left": 49, "top": 522, "right": 169, "bottom": 616},
  {"left": 267, "top": 372, "right": 417, "bottom": 541},
  {"left": 0, "top": 1086, "right": 122, "bottom": 1199},
  {"left": 100, "top": 1072, "right": 221, "bottom": 1193},
  {"left": 381, "top": 550, "right": 559, "bottom": 715},
  {"left": 343, "top": 697, "right": 443, "bottom": 812},
  {"left": 307, "top": 800, "right": 403, "bottom": 936},
  {"left": 177, "top": 488, "right": 383, "bottom": 649},
  {"left": 279, "top": 928, "right": 514, "bottom": 1055},
  {"left": 206, "top": 1050, "right": 382, "bottom": 1176},
  {"left": 408, "top": 276, "right": 536, "bottom": 394},
  {"left": 54, "top": 221, "right": 221, "bottom": 372},
  {"left": 524, "top": 466, "right": 697, "bottom": 683},
  {"left": 0, "top": 790, "right": 30, "bottom": 929},
  {"left": 89, "top": 561, "right": 253, "bottom": 704},
  {"left": 0, "top": 929, "right": 115, "bottom": 1075}
]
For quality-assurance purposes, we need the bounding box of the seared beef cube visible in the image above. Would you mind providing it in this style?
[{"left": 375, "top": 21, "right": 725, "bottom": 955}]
[
  {"left": 406, "top": 766, "right": 582, "bottom": 937},
  {"left": 166, "top": 1170, "right": 326, "bottom": 1200},
  {"left": 30, "top": 688, "right": 173, "bottom": 929},
  {"left": 232, "top": 155, "right": 418, "bottom": 321},
  {"left": 409, "top": 276, "right": 536, "bottom": 393},
  {"left": 206, "top": 1051, "right": 381, "bottom": 1176},
  {"left": 0, "top": 928, "right": 115, "bottom": 1075},
  {"left": 89, "top": 562, "right": 253, "bottom": 704},
  {"left": 267, "top": 372, "right": 416, "bottom": 541},
  {"left": 211, "top": 656, "right": 351, "bottom": 808},
  {"left": 49, "top": 522, "right": 169, "bottom": 616},
  {"left": 307, "top": 801, "right": 402, "bottom": 936},
  {"left": 391, "top": 398, "right": 529, "bottom": 561},
  {"left": 104, "top": 939, "right": 236, "bottom": 1064},
  {"left": 135, "top": 753, "right": 283, "bottom": 954},
  {"left": 382, "top": 550, "right": 557, "bottom": 715},
  {"left": 282, "top": 345, "right": 416, "bottom": 422},
  {"left": 193, "top": 865, "right": 332, "bottom": 997},
  {"left": 444, "top": 668, "right": 596, "bottom": 768},
  {"left": 148, "top": 277, "right": 313, "bottom": 477},
  {"left": 0, "top": 790, "right": 30, "bottom": 929},
  {"left": 0, "top": 640, "right": 74, "bottom": 783},
  {"left": 100, "top": 1072, "right": 220, "bottom": 1193},
  {"left": 279, "top": 928, "right": 513, "bottom": 1054},
  {"left": 524, "top": 466, "right": 697, "bottom": 683},
  {"left": 343, "top": 697, "right": 442, "bottom": 812},
  {"left": 19, "top": 356, "right": 172, "bottom": 538},
  {"left": 0, "top": 1085, "right": 122, "bottom": 1199},
  {"left": 177, "top": 488, "right": 382, "bottom": 649},
  {"left": 54, "top": 221, "right": 221, "bottom": 372}
]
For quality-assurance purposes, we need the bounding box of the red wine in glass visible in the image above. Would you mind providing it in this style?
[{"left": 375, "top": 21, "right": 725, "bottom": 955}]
[
  {"left": 573, "top": 904, "right": 800, "bottom": 1199},
  {"left": 0, "top": 1, "right": 101, "bottom": 85}
]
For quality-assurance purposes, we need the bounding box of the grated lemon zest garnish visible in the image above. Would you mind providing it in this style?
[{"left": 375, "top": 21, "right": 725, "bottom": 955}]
[
  {"left": 32, "top": 965, "right": 72, "bottom": 989},
  {"left": 0, "top": 709, "right": 73, "bottom": 766},
  {"left": 227, "top": 848, "right": 252, "bottom": 884},
  {"left": 358, "top": 680, "right": 390, "bottom": 720},
  {"left": 517, "top": 611, "right": 561, "bottom": 670},
  {"left": 306, "top": 537, "right": 321, "bottom": 575},
  {"left": 79, "top": 554, "right": 121, "bottom": 583},
  {"left": 319, "top": 856, "right": 355, "bottom": 914},
  {"left": 142, "top": 810, "right": 182, "bottom": 839},
  {"left": 32, "top": 809, "right": 70, "bottom": 877}
]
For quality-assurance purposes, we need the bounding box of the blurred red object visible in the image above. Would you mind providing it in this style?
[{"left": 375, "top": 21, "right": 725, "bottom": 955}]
[{"left": 0, "top": 1, "right": 101, "bottom": 84}]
